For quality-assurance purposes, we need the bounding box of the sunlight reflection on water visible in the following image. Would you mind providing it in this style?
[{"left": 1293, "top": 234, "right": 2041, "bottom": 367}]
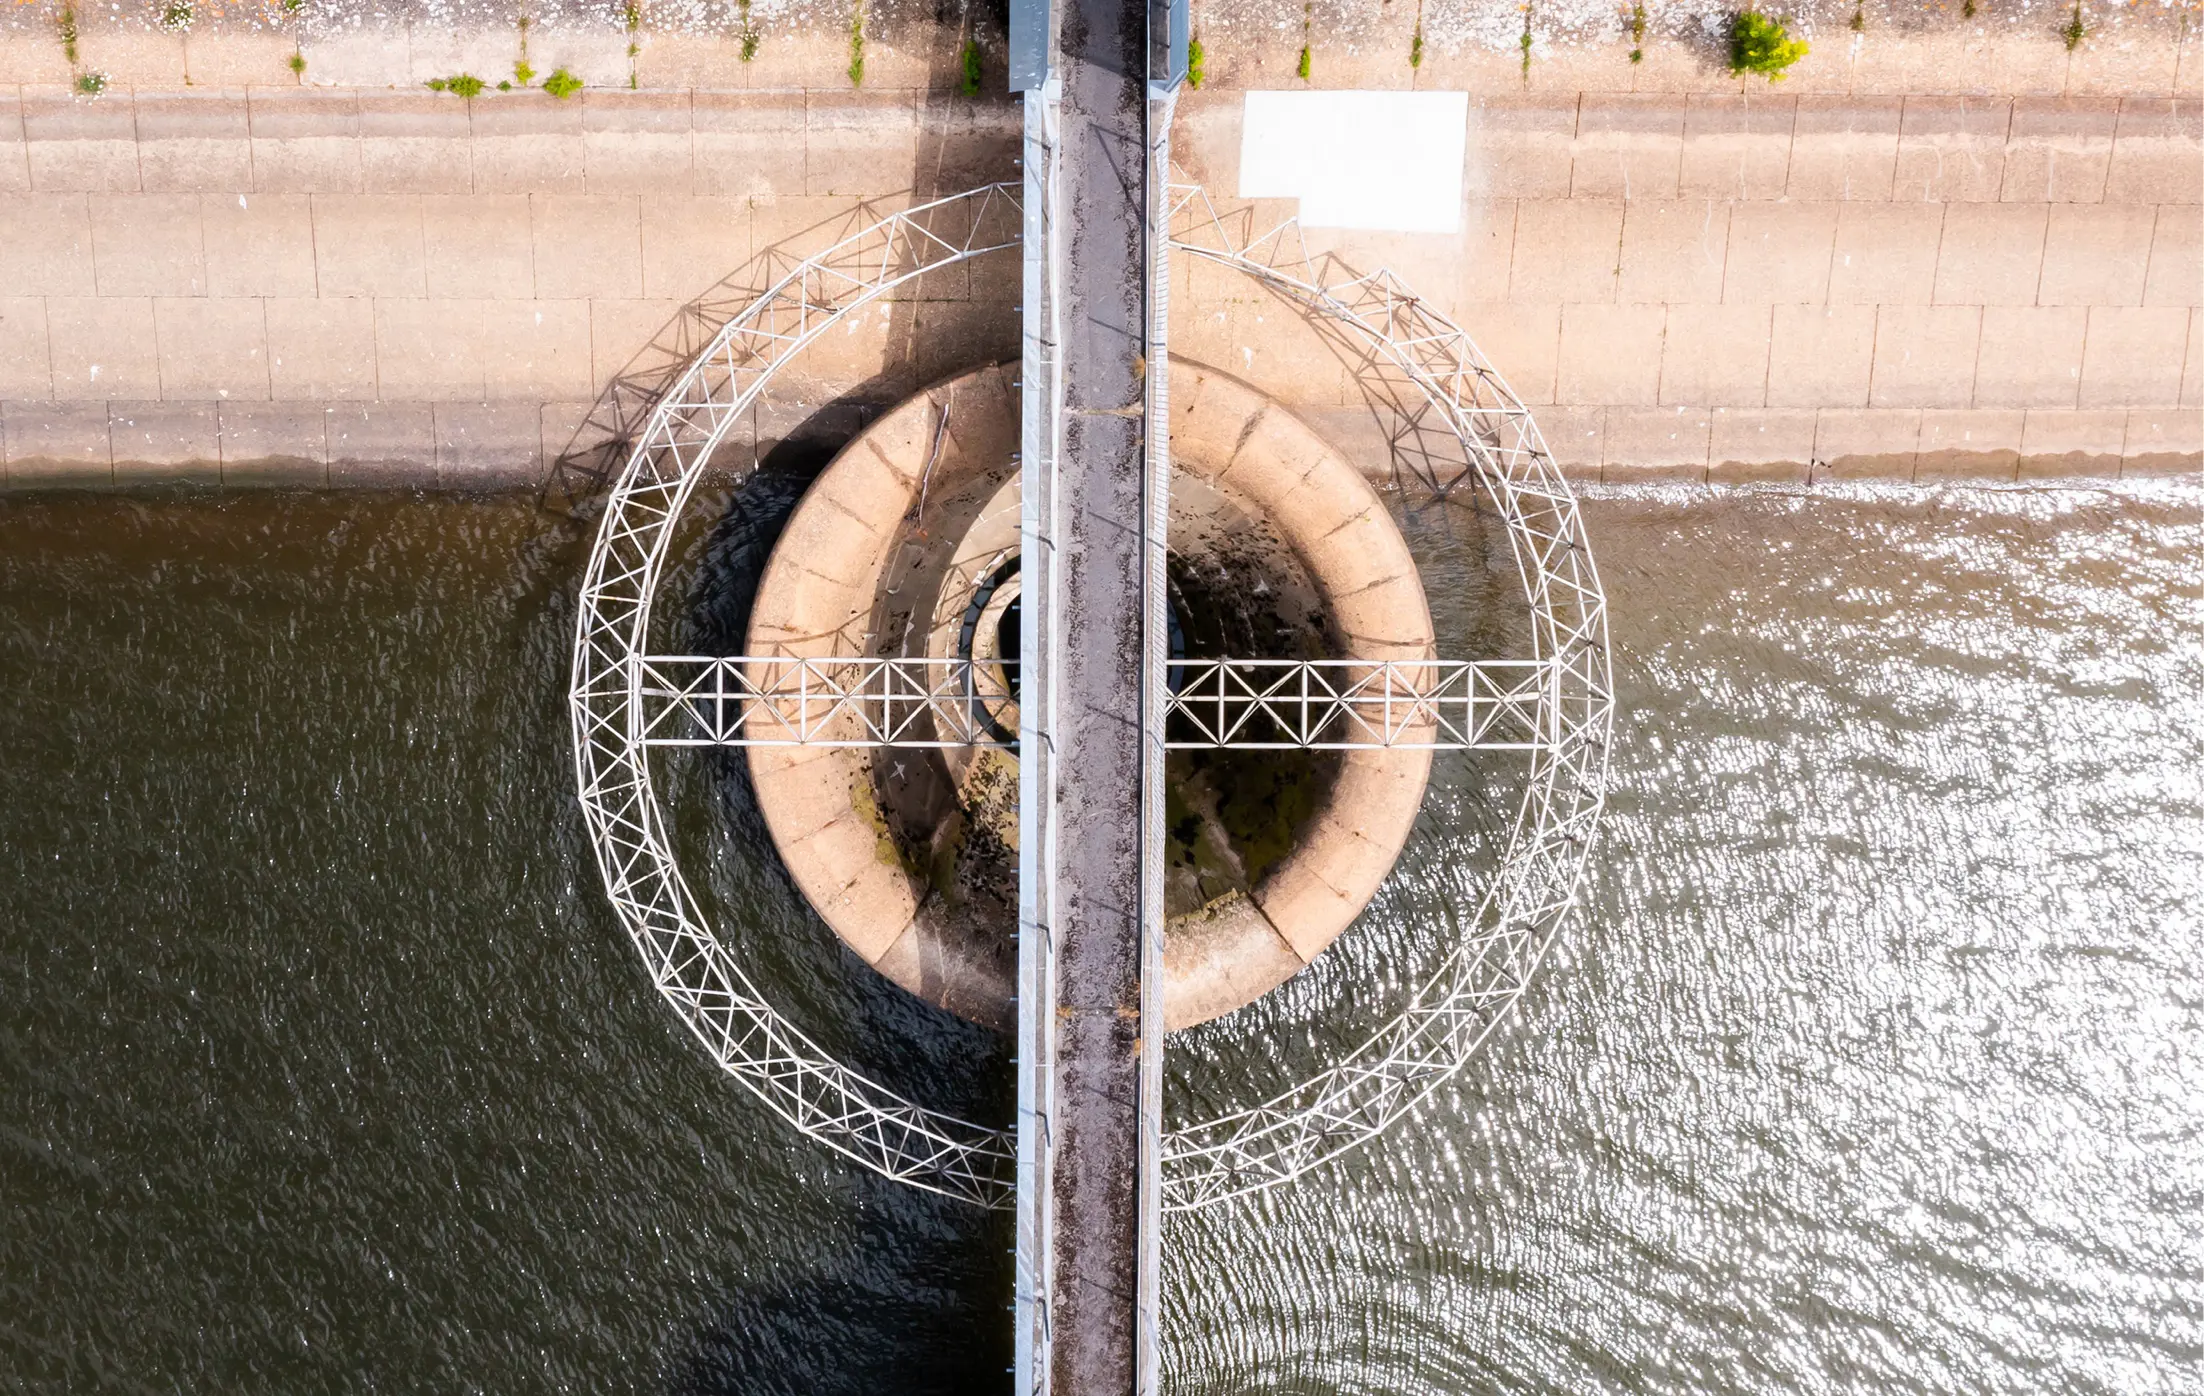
[{"left": 0, "top": 483, "right": 2196, "bottom": 1394}]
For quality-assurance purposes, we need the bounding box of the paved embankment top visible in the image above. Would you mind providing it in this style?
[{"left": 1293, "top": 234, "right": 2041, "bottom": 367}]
[{"left": 0, "top": 1, "right": 2195, "bottom": 98}]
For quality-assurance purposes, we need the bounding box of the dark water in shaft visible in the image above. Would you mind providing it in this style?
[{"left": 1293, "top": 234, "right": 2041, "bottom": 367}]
[{"left": 1, "top": 485, "right": 2198, "bottom": 1394}]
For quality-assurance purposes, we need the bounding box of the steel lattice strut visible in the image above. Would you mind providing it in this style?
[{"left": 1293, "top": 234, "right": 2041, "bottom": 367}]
[
  {"left": 569, "top": 186, "right": 1026, "bottom": 1208},
  {"left": 636, "top": 655, "right": 1558, "bottom": 751}
]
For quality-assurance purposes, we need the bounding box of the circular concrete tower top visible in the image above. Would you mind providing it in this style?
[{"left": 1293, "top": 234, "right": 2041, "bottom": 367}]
[{"left": 742, "top": 361, "right": 1434, "bottom": 1032}]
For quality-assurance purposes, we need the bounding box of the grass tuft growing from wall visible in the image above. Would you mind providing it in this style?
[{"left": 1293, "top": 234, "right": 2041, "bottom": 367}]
[
  {"left": 623, "top": 0, "right": 642, "bottom": 87},
  {"left": 1729, "top": 10, "right": 1807, "bottom": 79}
]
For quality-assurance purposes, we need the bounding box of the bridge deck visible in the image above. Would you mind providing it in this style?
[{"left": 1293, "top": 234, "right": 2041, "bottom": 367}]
[{"left": 1046, "top": 0, "right": 1156, "bottom": 1386}]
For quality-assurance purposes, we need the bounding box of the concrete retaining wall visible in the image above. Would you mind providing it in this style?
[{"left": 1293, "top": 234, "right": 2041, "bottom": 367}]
[
  {"left": 1172, "top": 86, "right": 2202, "bottom": 483},
  {"left": 0, "top": 50, "right": 2194, "bottom": 487}
]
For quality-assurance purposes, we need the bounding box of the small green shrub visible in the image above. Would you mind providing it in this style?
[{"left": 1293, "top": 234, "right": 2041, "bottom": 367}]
[
  {"left": 74, "top": 70, "right": 106, "bottom": 96},
  {"left": 1186, "top": 35, "right": 1204, "bottom": 88},
  {"left": 2062, "top": 2, "right": 2086, "bottom": 48},
  {"left": 497, "top": 79, "right": 512, "bottom": 90},
  {"left": 288, "top": 50, "right": 306, "bottom": 75},
  {"left": 1409, "top": 26, "right": 1424, "bottom": 68},
  {"left": 58, "top": 4, "right": 78, "bottom": 65},
  {"left": 514, "top": 60, "right": 535, "bottom": 84},
  {"left": 739, "top": 0, "right": 759, "bottom": 61},
  {"left": 542, "top": 67, "right": 583, "bottom": 98},
  {"left": 282, "top": 0, "right": 305, "bottom": 12},
  {"left": 847, "top": 5, "right": 865, "bottom": 87},
  {"left": 161, "top": 2, "right": 193, "bottom": 34},
  {"left": 1628, "top": 2, "right": 1646, "bottom": 61},
  {"left": 1296, "top": 44, "right": 1310, "bottom": 80},
  {"left": 1729, "top": 10, "right": 1807, "bottom": 79},
  {"left": 1519, "top": 25, "right": 1532, "bottom": 79},
  {"left": 1848, "top": 3, "right": 1865, "bottom": 32},
  {"left": 427, "top": 73, "right": 485, "bottom": 97},
  {"left": 959, "top": 40, "right": 981, "bottom": 95}
]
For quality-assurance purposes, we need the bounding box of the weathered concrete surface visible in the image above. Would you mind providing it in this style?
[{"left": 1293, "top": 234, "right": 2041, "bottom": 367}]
[
  {"left": 0, "top": 80, "right": 2192, "bottom": 487},
  {"left": 1164, "top": 361, "right": 1436, "bottom": 1028},
  {"left": 741, "top": 366, "right": 1023, "bottom": 1028},
  {"left": 1174, "top": 11, "right": 2200, "bottom": 99},
  {"left": 1046, "top": 0, "right": 1153, "bottom": 1383},
  {"left": 1170, "top": 87, "right": 2201, "bottom": 484},
  {"left": 0, "top": 85, "right": 1022, "bottom": 487}
]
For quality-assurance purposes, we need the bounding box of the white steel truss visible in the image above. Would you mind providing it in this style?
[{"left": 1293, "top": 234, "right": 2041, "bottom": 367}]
[
  {"left": 635, "top": 654, "right": 1555, "bottom": 752},
  {"left": 1165, "top": 658, "right": 1552, "bottom": 750},
  {"left": 570, "top": 186, "right": 1025, "bottom": 1207},
  {"left": 637, "top": 655, "right": 1017, "bottom": 749},
  {"left": 1153, "top": 183, "right": 1613, "bottom": 1210},
  {"left": 568, "top": 181, "right": 1612, "bottom": 1214}
]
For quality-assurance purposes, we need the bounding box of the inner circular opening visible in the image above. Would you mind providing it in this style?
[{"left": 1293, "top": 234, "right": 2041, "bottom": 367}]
[
  {"left": 995, "top": 593, "right": 1020, "bottom": 687},
  {"left": 959, "top": 563, "right": 1190, "bottom": 709}
]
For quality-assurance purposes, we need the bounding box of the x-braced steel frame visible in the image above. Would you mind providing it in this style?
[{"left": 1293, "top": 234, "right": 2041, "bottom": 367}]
[
  {"left": 635, "top": 655, "right": 1556, "bottom": 752},
  {"left": 570, "top": 185, "right": 1025, "bottom": 1207},
  {"left": 1153, "top": 182, "right": 1612, "bottom": 1210}
]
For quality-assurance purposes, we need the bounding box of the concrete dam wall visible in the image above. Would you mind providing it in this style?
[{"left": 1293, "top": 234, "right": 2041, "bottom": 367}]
[{"left": 0, "top": 24, "right": 2194, "bottom": 488}]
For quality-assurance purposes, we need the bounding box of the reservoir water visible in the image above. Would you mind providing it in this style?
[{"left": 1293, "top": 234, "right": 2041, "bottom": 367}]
[{"left": 1, "top": 483, "right": 2197, "bottom": 1393}]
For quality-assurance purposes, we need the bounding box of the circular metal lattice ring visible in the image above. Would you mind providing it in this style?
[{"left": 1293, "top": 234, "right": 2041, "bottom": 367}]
[{"left": 568, "top": 183, "right": 1612, "bottom": 1211}]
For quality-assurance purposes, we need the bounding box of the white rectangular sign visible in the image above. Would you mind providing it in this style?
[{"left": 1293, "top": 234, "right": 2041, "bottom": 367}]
[{"left": 1237, "top": 90, "right": 1470, "bottom": 234}]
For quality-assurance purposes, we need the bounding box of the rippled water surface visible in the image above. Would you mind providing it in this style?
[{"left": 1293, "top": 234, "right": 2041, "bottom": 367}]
[{"left": 1, "top": 485, "right": 2198, "bottom": 1394}]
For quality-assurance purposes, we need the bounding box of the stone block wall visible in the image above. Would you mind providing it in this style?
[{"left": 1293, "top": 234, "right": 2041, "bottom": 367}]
[
  {"left": 1172, "top": 88, "right": 2201, "bottom": 484},
  {"left": 0, "top": 85, "right": 1020, "bottom": 487}
]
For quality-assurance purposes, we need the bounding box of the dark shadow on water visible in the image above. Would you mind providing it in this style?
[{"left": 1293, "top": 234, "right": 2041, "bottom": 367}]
[
  {"left": 670, "top": 1279, "right": 981, "bottom": 1396},
  {"left": 669, "top": 1263, "right": 1012, "bottom": 1396},
  {"left": 641, "top": 464, "right": 1020, "bottom": 1393},
  {"left": 664, "top": 1165, "right": 1012, "bottom": 1395}
]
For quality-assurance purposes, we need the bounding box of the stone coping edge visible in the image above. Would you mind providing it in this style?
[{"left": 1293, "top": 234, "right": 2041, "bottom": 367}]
[
  {"left": 0, "top": 399, "right": 2192, "bottom": 491},
  {"left": 0, "top": 21, "right": 2195, "bottom": 100}
]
